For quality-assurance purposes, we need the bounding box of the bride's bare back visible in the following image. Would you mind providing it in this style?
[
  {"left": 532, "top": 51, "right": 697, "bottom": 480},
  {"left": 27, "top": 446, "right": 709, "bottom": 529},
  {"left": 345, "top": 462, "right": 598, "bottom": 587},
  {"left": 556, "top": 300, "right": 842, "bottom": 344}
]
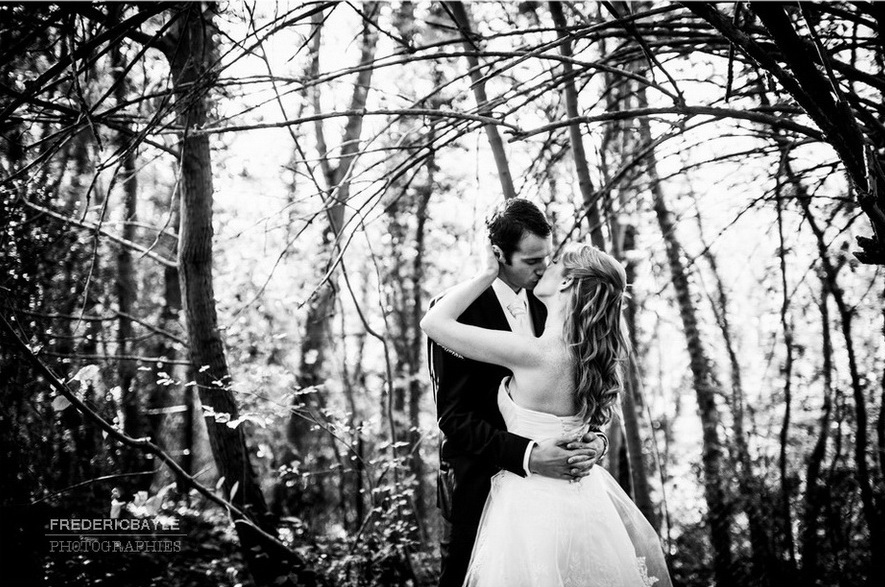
[{"left": 503, "top": 334, "right": 578, "bottom": 417}]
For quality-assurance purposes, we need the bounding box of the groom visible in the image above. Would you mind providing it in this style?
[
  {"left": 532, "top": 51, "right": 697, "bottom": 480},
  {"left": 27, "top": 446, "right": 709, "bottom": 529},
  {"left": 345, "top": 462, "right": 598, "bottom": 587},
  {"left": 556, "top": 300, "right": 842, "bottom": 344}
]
[{"left": 428, "top": 198, "right": 608, "bottom": 587}]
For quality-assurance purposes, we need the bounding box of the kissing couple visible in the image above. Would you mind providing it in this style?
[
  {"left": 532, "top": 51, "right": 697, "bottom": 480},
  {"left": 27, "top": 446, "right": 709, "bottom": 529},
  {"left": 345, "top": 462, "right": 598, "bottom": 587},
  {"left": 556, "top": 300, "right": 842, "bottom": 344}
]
[{"left": 423, "top": 199, "right": 672, "bottom": 587}]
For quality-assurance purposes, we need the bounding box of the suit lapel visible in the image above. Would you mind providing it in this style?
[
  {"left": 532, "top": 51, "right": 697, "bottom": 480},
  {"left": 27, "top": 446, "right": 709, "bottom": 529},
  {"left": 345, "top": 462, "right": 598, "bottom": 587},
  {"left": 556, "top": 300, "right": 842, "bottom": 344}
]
[{"left": 477, "top": 286, "right": 512, "bottom": 331}]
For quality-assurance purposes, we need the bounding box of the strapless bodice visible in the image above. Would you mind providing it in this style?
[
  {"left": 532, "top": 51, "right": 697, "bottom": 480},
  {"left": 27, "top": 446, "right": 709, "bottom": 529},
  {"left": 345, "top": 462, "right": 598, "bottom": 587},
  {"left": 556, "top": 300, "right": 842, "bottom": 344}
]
[{"left": 497, "top": 377, "right": 587, "bottom": 441}]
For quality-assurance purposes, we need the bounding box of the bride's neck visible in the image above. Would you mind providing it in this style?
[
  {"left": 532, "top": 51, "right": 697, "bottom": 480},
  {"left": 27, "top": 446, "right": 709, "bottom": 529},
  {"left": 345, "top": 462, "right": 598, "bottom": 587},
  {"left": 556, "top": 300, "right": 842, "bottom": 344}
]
[{"left": 541, "top": 296, "right": 568, "bottom": 339}]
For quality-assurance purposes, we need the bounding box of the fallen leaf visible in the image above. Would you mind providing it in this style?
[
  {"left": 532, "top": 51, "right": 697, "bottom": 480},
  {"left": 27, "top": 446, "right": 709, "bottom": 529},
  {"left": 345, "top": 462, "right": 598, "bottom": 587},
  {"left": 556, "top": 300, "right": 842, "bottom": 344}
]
[{"left": 52, "top": 395, "right": 72, "bottom": 412}]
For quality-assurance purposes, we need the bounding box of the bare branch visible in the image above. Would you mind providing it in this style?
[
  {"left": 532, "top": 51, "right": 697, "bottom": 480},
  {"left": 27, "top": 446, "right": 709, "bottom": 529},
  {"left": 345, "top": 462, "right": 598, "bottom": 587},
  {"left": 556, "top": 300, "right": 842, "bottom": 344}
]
[
  {"left": 21, "top": 198, "right": 178, "bottom": 268},
  {"left": 512, "top": 104, "right": 821, "bottom": 141}
]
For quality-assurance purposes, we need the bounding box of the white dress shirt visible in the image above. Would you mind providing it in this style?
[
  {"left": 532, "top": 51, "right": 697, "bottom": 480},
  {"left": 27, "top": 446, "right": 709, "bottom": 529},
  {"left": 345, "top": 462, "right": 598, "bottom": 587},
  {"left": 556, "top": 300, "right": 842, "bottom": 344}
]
[
  {"left": 491, "top": 278, "right": 538, "bottom": 475},
  {"left": 492, "top": 278, "right": 535, "bottom": 336}
]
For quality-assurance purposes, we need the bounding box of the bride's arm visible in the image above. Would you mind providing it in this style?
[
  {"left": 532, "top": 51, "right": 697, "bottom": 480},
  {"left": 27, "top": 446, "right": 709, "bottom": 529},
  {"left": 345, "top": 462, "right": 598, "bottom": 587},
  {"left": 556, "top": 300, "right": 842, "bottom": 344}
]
[{"left": 421, "top": 249, "right": 538, "bottom": 370}]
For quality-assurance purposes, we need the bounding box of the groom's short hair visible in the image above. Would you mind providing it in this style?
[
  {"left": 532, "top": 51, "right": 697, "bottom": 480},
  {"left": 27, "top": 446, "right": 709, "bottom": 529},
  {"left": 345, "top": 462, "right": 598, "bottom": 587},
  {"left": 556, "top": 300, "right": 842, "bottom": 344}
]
[{"left": 486, "top": 198, "right": 551, "bottom": 263}]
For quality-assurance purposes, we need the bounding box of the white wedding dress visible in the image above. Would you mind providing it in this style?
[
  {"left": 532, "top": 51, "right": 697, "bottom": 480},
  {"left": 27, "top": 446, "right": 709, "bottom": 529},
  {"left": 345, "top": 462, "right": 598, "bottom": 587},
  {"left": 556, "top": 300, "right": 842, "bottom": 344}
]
[{"left": 463, "top": 379, "right": 672, "bottom": 587}]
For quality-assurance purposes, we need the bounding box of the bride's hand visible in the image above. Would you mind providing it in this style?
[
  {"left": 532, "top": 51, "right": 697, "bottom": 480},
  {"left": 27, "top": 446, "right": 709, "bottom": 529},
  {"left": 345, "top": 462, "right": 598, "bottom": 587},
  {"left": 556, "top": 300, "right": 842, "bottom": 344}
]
[{"left": 480, "top": 241, "right": 501, "bottom": 280}]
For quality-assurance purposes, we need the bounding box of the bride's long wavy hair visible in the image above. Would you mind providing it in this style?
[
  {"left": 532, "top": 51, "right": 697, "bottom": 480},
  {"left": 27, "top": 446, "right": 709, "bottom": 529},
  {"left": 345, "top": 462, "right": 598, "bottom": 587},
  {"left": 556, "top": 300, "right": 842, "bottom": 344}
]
[{"left": 560, "top": 245, "right": 630, "bottom": 428}]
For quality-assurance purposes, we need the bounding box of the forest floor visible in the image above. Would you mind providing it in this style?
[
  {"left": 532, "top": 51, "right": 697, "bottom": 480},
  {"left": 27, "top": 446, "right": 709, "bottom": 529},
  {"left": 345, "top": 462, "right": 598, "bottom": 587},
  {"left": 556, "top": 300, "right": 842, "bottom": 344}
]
[
  {"left": 40, "top": 504, "right": 440, "bottom": 587},
  {"left": 43, "top": 509, "right": 249, "bottom": 587}
]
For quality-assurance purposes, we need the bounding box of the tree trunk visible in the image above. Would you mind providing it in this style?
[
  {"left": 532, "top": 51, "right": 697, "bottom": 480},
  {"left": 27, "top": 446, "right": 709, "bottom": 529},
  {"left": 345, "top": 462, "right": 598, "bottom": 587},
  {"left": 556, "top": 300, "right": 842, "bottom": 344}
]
[
  {"left": 445, "top": 1, "right": 516, "bottom": 199},
  {"left": 337, "top": 269, "right": 369, "bottom": 531},
  {"left": 610, "top": 219, "right": 657, "bottom": 526},
  {"left": 55, "top": 129, "right": 92, "bottom": 488},
  {"left": 288, "top": 2, "right": 380, "bottom": 457},
  {"left": 880, "top": 293, "right": 885, "bottom": 503},
  {"left": 605, "top": 415, "right": 624, "bottom": 483},
  {"left": 692, "top": 185, "right": 776, "bottom": 584},
  {"left": 408, "top": 162, "right": 433, "bottom": 540},
  {"left": 163, "top": 5, "right": 315, "bottom": 585},
  {"left": 620, "top": 355, "right": 658, "bottom": 528},
  {"left": 774, "top": 172, "right": 797, "bottom": 569},
  {"left": 148, "top": 196, "right": 198, "bottom": 493},
  {"left": 595, "top": 24, "right": 659, "bottom": 528},
  {"left": 111, "top": 30, "right": 144, "bottom": 482},
  {"left": 786, "top": 155, "right": 883, "bottom": 581},
  {"left": 800, "top": 273, "right": 834, "bottom": 585},
  {"left": 392, "top": 3, "right": 434, "bottom": 543},
  {"left": 639, "top": 92, "right": 735, "bottom": 585},
  {"left": 549, "top": 1, "right": 605, "bottom": 249}
]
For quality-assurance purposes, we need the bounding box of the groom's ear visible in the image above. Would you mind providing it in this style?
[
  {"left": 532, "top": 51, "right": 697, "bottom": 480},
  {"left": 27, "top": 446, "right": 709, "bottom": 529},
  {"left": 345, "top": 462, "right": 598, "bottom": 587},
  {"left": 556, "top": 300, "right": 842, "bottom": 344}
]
[{"left": 491, "top": 244, "right": 503, "bottom": 262}]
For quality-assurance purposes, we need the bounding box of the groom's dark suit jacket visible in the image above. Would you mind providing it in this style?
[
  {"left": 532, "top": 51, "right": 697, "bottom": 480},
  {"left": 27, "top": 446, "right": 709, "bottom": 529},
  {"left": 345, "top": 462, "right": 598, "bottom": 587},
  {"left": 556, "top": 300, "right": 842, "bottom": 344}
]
[{"left": 427, "top": 286, "right": 547, "bottom": 587}]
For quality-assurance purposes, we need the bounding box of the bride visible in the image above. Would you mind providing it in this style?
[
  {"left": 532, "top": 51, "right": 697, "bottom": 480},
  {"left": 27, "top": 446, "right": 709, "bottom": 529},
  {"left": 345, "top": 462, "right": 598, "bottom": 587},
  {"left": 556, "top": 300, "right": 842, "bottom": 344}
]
[{"left": 422, "top": 242, "right": 672, "bottom": 587}]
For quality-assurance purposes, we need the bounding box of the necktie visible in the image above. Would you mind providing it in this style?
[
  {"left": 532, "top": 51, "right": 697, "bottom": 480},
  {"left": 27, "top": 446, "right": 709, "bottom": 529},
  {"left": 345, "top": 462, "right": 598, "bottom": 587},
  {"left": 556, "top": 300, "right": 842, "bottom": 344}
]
[{"left": 507, "top": 299, "right": 531, "bottom": 335}]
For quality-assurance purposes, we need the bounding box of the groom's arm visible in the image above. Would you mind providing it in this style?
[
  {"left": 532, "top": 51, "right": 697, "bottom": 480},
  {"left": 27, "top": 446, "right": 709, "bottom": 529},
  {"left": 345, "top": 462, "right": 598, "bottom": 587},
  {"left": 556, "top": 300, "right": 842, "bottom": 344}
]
[
  {"left": 428, "top": 296, "right": 604, "bottom": 479},
  {"left": 431, "top": 337, "right": 605, "bottom": 478},
  {"left": 431, "top": 340, "right": 531, "bottom": 476}
]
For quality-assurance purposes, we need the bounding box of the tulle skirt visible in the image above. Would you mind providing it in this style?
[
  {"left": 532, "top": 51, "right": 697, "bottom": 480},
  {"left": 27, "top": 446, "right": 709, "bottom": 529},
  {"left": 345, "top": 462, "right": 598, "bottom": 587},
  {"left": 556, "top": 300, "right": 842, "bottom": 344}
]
[{"left": 464, "top": 466, "right": 671, "bottom": 587}]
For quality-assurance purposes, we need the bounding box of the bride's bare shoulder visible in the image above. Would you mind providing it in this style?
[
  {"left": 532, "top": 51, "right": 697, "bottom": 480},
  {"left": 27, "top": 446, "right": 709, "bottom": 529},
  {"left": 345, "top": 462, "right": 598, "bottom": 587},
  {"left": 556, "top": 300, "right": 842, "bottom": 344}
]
[{"left": 518, "top": 337, "right": 571, "bottom": 371}]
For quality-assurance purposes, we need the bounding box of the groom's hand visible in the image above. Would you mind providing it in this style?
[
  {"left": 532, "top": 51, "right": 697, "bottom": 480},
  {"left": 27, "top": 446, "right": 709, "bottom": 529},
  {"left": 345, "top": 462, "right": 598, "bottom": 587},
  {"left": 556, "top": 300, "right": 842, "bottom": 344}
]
[
  {"left": 528, "top": 434, "right": 601, "bottom": 480},
  {"left": 563, "top": 431, "right": 605, "bottom": 475}
]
